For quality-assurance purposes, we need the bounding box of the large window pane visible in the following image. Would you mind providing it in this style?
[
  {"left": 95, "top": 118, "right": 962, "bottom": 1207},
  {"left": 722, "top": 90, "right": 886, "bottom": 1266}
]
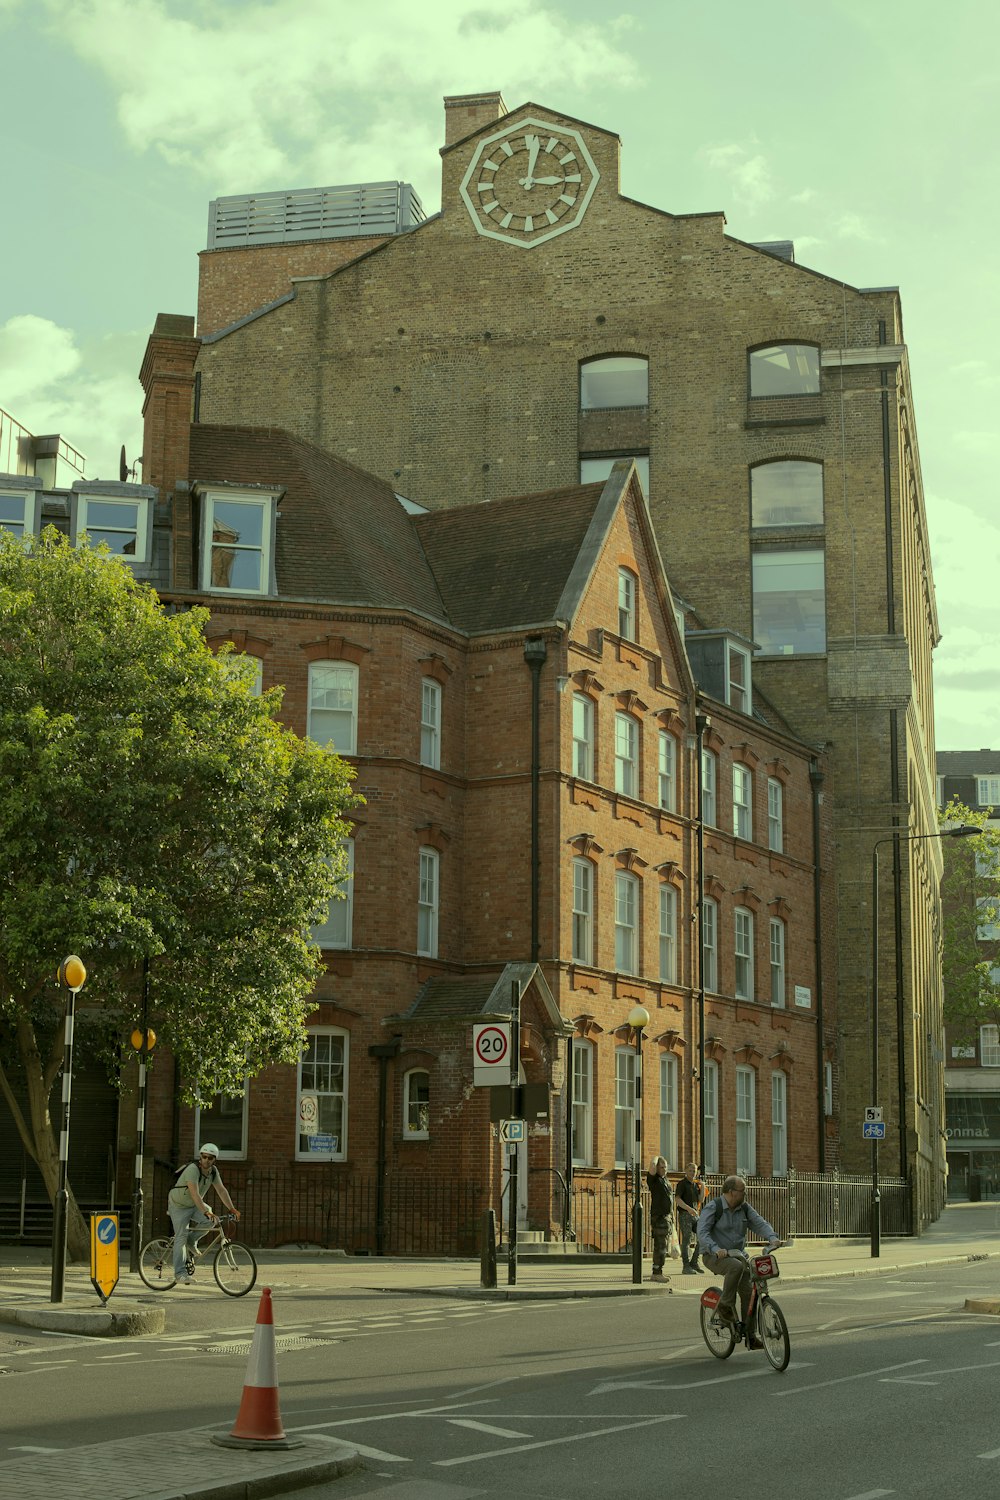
[
  {"left": 659, "top": 884, "right": 677, "bottom": 983},
  {"left": 659, "top": 1054, "right": 678, "bottom": 1166},
  {"left": 771, "top": 1071, "right": 787, "bottom": 1176},
  {"left": 615, "top": 871, "right": 638, "bottom": 974},
  {"left": 572, "top": 858, "right": 593, "bottom": 964},
  {"left": 210, "top": 499, "right": 265, "bottom": 589},
  {"left": 580, "top": 356, "right": 649, "bottom": 409},
  {"left": 573, "top": 1041, "right": 594, "bottom": 1165},
  {"left": 752, "top": 549, "right": 826, "bottom": 655},
  {"left": 751, "top": 461, "right": 823, "bottom": 527},
  {"left": 703, "top": 1060, "right": 719, "bottom": 1174},
  {"left": 615, "top": 713, "right": 637, "bottom": 798},
  {"left": 736, "top": 1066, "right": 756, "bottom": 1175},
  {"left": 417, "top": 847, "right": 439, "bottom": 957},
  {"left": 572, "top": 693, "right": 594, "bottom": 780},
  {"left": 308, "top": 662, "right": 358, "bottom": 753},
  {"left": 749, "top": 344, "right": 820, "bottom": 397},
  {"left": 615, "top": 1047, "right": 636, "bottom": 1166},
  {"left": 297, "top": 1030, "right": 347, "bottom": 1159}
]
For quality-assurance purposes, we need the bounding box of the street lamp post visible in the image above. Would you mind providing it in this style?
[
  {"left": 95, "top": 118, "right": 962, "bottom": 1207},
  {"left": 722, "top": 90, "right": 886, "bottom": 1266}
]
[
  {"left": 870, "top": 824, "right": 979, "bottom": 1258},
  {"left": 51, "top": 954, "right": 87, "bottom": 1303},
  {"left": 628, "top": 1003, "right": 650, "bottom": 1286}
]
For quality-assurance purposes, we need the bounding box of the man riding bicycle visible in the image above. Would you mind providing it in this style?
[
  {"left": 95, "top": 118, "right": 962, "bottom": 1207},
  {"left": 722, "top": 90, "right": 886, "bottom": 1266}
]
[
  {"left": 166, "top": 1143, "right": 240, "bottom": 1288},
  {"left": 698, "top": 1174, "right": 779, "bottom": 1347}
]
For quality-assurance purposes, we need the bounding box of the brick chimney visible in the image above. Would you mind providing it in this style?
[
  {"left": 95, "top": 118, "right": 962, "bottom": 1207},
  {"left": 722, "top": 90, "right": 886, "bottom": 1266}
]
[
  {"left": 139, "top": 313, "right": 200, "bottom": 586},
  {"left": 443, "top": 91, "right": 507, "bottom": 147}
]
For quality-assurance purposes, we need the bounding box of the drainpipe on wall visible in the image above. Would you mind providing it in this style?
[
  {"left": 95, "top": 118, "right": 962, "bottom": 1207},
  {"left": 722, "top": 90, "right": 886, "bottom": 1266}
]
[
  {"left": 524, "top": 637, "right": 547, "bottom": 963},
  {"left": 369, "top": 1036, "right": 402, "bottom": 1256},
  {"left": 694, "top": 711, "right": 711, "bottom": 1167},
  {"left": 810, "top": 759, "right": 826, "bottom": 1174}
]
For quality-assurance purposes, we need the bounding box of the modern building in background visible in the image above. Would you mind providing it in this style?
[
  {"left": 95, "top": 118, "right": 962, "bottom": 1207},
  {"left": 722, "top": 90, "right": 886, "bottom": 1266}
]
[
  {"left": 937, "top": 750, "right": 1000, "bottom": 1200},
  {"left": 178, "top": 90, "right": 941, "bottom": 1223}
]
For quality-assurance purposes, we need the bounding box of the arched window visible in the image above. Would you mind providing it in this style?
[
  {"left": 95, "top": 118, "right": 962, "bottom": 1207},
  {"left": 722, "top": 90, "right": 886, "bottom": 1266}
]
[
  {"left": 307, "top": 661, "right": 358, "bottom": 754},
  {"left": 403, "top": 1069, "right": 430, "bottom": 1139},
  {"left": 751, "top": 460, "right": 823, "bottom": 527},
  {"left": 749, "top": 344, "right": 820, "bottom": 397},
  {"left": 580, "top": 356, "right": 649, "bottom": 409}
]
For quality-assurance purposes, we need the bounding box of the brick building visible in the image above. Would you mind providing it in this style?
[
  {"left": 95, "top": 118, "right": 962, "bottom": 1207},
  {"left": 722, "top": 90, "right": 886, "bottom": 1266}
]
[
  {"left": 128, "top": 327, "right": 832, "bottom": 1246},
  {"left": 168, "top": 88, "right": 942, "bottom": 1226},
  {"left": 937, "top": 751, "right": 1000, "bottom": 1201}
]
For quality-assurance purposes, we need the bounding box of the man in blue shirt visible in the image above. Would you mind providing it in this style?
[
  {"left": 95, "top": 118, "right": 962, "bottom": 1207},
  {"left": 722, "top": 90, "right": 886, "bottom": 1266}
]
[{"left": 698, "top": 1175, "right": 780, "bottom": 1344}]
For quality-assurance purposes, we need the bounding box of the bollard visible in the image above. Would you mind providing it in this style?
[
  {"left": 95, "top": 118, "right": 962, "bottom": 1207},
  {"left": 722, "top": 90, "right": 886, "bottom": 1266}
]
[{"left": 480, "top": 1208, "right": 498, "bottom": 1288}]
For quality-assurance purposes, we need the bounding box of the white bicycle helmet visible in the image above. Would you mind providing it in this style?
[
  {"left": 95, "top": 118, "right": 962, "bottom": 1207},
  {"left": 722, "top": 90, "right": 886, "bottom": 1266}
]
[{"left": 198, "top": 1143, "right": 220, "bottom": 1158}]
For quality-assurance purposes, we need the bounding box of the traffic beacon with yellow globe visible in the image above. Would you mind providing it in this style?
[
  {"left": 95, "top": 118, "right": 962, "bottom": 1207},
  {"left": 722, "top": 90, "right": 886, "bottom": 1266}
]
[{"left": 50, "top": 954, "right": 87, "bottom": 1304}]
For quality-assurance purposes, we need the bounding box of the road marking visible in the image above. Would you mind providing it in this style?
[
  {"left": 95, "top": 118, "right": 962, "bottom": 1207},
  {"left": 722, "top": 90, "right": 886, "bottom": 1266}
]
[
  {"left": 977, "top": 1447, "right": 1000, "bottom": 1459},
  {"left": 590, "top": 1369, "right": 769, "bottom": 1395},
  {"left": 96, "top": 1351, "right": 143, "bottom": 1359},
  {"left": 343, "top": 1443, "right": 410, "bottom": 1463},
  {"left": 831, "top": 1313, "right": 954, "bottom": 1333},
  {"left": 776, "top": 1359, "right": 927, "bottom": 1396},
  {"left": 8, "top": 1447, "right": 62, "bottom": 1454},
  {"left": 816, "top": 1316, "right": 850, "bottom": 1330},
  {"left": 448, "top": 1375, "right": 522, "bottom": 1399},
  {"left": 435, "top": 1414, "right": 682, "bottom": 1468},
  {"left": 881, "top": 1377, "right": 939, "bottom": 1386},
  {"left": 841, "top": 1490, "right": 895, "bottom": 1498},
  {"left": 449, "top": 1419, "right": 532, "bottom": 1439}
]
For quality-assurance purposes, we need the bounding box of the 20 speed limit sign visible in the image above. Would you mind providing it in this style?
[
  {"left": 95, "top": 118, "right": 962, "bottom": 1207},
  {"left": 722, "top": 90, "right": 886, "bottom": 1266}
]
[{"left": 474, "top": 1025, "right": 509, "bottom": 1066}]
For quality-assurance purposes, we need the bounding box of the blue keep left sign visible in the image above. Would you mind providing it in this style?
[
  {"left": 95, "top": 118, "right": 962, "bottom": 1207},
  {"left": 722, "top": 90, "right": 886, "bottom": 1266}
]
[
  {"left": 97, "top": 1216, "right": 117, "bottom": 1244},
  {"left": 90, "top": 1212, "right": 120, "bottom": 1302}
]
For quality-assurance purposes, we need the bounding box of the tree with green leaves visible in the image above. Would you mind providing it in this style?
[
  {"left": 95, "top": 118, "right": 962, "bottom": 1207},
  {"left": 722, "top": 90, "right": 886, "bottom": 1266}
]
[
  {"left": 0, "top": 529, "right": 358, "bottom": 1258},
  {"left": 939, "top": 799, "right": 1000, "bottom": 1043}
]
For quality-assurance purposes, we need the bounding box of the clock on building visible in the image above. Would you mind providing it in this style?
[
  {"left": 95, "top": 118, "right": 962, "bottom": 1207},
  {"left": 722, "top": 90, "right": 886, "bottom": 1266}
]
[{"left": 459, "top": 117, "right": 600, "bottom": 249}]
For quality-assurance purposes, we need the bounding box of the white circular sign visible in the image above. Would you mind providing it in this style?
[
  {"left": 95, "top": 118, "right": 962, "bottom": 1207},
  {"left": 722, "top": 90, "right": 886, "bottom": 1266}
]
[
  {"left": 298, "top": 1093, "right": 318, "bottom": 1129},
  {"left": 474, "top": 1026, "right": 509, "bottom": 1066}
]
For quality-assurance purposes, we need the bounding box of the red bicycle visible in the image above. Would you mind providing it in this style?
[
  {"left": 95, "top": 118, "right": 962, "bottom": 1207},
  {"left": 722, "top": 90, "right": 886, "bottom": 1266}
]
[{"left": 699, "top": 1245, "right": 790, "bottom": 1372}]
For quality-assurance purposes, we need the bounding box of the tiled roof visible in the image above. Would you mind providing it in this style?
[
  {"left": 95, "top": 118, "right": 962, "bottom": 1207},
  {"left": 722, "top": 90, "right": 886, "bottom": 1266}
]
[
  {"left": 188, "top": 426, "right": 448, "bottom": 619},
  {"left": 938, "top": 750, "right": 1000, "bottom": 776},
  {"left": 414, "top": 481, "right": 606, "bottom": 633},
  {"left": 403, "top": 974, "right": 503, "bottom": 1021}
]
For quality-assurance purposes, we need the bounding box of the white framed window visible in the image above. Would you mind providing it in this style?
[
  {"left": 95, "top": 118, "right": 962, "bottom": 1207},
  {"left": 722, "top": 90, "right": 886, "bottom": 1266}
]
[
  {"left": 572, "top": 693, "right": 594, "bottom": 780},
  {"left": 727, "top": 643, "right": 751, "bottom": 714},
  {"left": 0, "top": 488, "right": 42, "bottom": 540},
  {"left": 658, "top": 731, "right": 677, "bottom": 812},
  {"left": 733, "top": 764, "right": 753, "bottom": 841},
  {"left": 702, "top": 749, "right": 717, "bottom": 827},
  {"left": 312, "top": 841, "right": 354, "bottom": 950},
  {"left": 74, "top": 492, "right": 152, "bottom": 565},
  {"left": 199, "top": 489, "right": 275, "bottom": 593},
  {"left": 296, "top": 1027, "right": 348, "bottom": 1160},
  {"left": 615, "top": 1046, "right": 637, "bottom": 1167},
  {"left": 618, "top": 568, "right": 637, "bottom": 641},
  {"left": 307, "top": 662, "right": 358, "bottom": 754},
  {"left": 977, "top": 776, "right": 1000, "bottom": 808},
  {"left": 580, "top": 355, "right": 649, "bottom": 410},
  {"left": 659, "top": 1053, "right": 678, "bottom": 1166},
  {"left": 580, "top": 454, "right": 650, "bottom": 494},
  {"left": 771, "top": 1071, "right": 788, "bottom": 1176},
  {"left": 769, "top": 917, "right": 786, "bottom": 1008},
  {"left": 615, "top": 871, "right": 639, "bottom": 974},
  {"left": 572, "top": 858, "right": 594, "bottom": 965},
  {"left": 936, "top": 775, "right": 945, "bottom": 809},
  {"left": 614, "top": 713, "right": 638, "bottom": 798},
  {"left": 702, "top": 897, "right": 718, "bottom": 993},
  {"left": 824, "top": 1060, "right": 833, "bottom": 1117},
  {"left": 417, "top": 847, "right": 439, "bottom": 958},
  {"left": 403, "top": 1069, "right": 430, "bottom": 1138},
  {"left": 749, "top": 343, "right": 820, "bottom": 397},
  {"left": 736, "top": 1066, "right": 756, "bottom": 1175},
  {"left": 194, "top": 1085, "right": 248, "bottom": 1159},
  {"left": 735, "top": 907, "right": 754, "bottom": 1001},
  {"left": 752, "top": 548, "right": 826, "bottom": 656},
  {"left": 976, "top": 898, "right": 1000, "bottom": 941},
  {"left": 659, "top": 884, "right": 677, "bottom": 984},
  {"left": 420, "top": 678, "right": 441, "bottom": 769},
  {"left": 767, "top": 778, "right": 784, "bottom": 852},
  {"left": 219, "top": 651, "right": 263, "bottom": 696},
  {"left": 572, "top": 1040, "right": 594, "bottom": 1166},
  {"left": 981, "top": 1025, "right": 1000, "bottom": 1068},
  {"left": 703, "top": 1060, "right": 719, "bottom": 1174}
]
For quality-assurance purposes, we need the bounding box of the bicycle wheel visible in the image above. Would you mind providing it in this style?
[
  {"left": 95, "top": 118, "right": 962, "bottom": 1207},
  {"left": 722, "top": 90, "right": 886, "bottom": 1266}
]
[
  {"left": 759, "top": 1295, "right": 790, "bottom": 1372},
  {"left": 138, "top": 1238, "right": 176, "bottom": 1291},
  {"left": 213, "top": 1241, "right": 258, "bottom": 1297},
  {"left": 700, "top": 1289, "right": 736, "bottom": 1360}
]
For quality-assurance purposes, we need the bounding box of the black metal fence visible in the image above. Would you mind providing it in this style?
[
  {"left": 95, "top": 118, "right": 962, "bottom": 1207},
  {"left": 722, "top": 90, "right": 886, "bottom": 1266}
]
[
  {"left": 152, "top": 1163, "right": 485, "bottom": 1256},
  {"left": 568, "top": 1167, "right": 912, "bottom": 1252}
]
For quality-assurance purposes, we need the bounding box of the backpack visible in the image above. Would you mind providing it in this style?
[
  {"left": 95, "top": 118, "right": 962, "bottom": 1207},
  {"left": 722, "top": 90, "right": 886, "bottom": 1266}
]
[
  {"left": 700, "top": 1193, "right": 751, "bottom": 1242},
  {"left": 169, "top": 1160, "right": 218, "bottom": 1201}
]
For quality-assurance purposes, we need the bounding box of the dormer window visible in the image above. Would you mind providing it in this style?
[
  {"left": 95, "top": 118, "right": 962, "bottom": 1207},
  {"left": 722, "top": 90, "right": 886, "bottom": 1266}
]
[
  {"left": 727, "top": 642, "right": 751, "bottom": 714},
  {"left": 72, "top": 488, "right": 154, "bottom": 565},
  {"left": 199, "top": 488, "right": 277, "bottom": 594}
]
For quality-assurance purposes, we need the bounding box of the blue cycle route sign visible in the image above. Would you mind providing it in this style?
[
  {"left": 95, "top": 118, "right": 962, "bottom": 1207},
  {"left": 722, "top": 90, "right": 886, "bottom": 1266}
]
[{"left": 863, "top": 1121, "right": 887, "bottom": 1139}]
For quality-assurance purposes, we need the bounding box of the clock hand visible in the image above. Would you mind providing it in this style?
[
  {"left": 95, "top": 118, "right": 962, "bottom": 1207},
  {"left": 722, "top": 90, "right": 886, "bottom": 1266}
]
[
  {"left": 519, "top": 133, "right": 541, "bottom": 189},
  {"left": 526, "top": 176, "right": 564, "bottom": 185}
]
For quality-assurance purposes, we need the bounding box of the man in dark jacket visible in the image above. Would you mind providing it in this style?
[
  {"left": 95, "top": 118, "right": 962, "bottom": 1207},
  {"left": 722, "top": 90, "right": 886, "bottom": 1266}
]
[
  {"left": 645, "top": 1155, "right": 673, "bottom": 1281},
  {"left": 674, "top": 1161, "right": 705, "bottom": 1274}
]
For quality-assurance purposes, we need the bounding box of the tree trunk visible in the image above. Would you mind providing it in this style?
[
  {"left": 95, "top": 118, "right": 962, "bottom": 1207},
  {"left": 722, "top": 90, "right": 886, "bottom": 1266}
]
[{"left": 0, "top": 1014, "right": 91, "bottom": 1262}]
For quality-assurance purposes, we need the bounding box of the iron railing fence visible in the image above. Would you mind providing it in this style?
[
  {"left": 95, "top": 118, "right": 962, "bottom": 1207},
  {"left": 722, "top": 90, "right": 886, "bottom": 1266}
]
[{"left": 151, "top": 1163, "right": 484, "bottom": 1256}]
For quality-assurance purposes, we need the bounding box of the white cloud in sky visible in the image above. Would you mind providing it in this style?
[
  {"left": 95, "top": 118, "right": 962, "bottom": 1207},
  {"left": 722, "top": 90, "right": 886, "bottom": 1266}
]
[
  {"left": 41, "top": 0, "right": 640, "bottom": 197},
  {"left": 700, "top": 142, "right": 774, "bottom": 208},
  {"left": 0, "top": 316, "right": 144, "bottom": 480}
]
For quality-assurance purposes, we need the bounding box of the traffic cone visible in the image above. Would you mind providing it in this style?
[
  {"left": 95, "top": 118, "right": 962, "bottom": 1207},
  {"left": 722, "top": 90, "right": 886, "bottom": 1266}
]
[{"left": 212, "top": 1287, "right": 302, "bottom": 1450}]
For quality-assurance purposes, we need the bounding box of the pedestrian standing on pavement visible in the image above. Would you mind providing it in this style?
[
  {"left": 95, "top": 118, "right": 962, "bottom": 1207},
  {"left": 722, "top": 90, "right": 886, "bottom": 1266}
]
[
  {"left": 674, "top": 1161, "right": 705, "bottom": 1274},
  {"left": 698, "top": 1174, "right": 779, "bottom": 1345},
  {"left": 167, "top": 1144, "right": 240, "bottom": 1288},
  {"left": 645, "top": 1155, "right": 674, "bottom": 1281}
]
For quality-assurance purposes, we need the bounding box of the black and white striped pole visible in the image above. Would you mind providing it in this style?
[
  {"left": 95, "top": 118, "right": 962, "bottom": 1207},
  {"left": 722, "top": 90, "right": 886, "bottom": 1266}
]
[
  {"left": 129, "top": 955, "right": 155, "bottom": 1273},
  {"left": 50, "top": 954, "right": 87, "bottom": 1303},
  {"left": 629, "top": 1004, "right": 650, "bottom": 1286}
]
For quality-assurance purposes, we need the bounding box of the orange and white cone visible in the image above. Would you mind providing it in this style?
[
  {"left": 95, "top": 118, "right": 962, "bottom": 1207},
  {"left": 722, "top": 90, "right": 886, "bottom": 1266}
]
[{"left": 212, "top": 1287, "right": 302, "bottom": 1450}]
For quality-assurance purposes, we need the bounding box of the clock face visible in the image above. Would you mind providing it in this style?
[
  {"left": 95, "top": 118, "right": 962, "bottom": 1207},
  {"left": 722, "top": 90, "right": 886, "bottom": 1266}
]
[{"left": 459, "top": 117, "right": 600, "bottom": 249}]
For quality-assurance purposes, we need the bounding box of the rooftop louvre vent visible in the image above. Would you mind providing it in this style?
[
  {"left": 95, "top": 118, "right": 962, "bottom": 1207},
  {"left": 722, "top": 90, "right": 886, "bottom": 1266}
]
[{"left": 206, "top": 181, "right": 426, "bottom": 249}]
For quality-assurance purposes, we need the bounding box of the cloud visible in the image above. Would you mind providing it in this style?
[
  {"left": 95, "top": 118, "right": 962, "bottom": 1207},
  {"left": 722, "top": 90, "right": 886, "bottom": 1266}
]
[
  {"left": 700, "top": 141, "right": 774, "bottom": 208},
  {"left": 0, "top": 316, "right": 143, "bottom": 481},
  {"left": 834, "top": 211, "right": 881, "bottom": 243},
  {"left": 40, "top": 0, "right": 640, "bottom": 199}
]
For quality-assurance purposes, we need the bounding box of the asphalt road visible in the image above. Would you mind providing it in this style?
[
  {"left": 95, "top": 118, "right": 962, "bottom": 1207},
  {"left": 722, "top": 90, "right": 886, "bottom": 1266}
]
[{"left": 3, "top": 1261, "right": 1000, "bottom": 1498}]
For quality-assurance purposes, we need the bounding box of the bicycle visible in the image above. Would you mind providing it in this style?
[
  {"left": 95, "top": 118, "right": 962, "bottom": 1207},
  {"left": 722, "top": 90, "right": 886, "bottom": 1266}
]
[
  {"left": 138, "top": 1213, "right": 258, "bottom": 1297},
  {"left": 699, "top": 1244, "right": 790, "bottom": 1372}
]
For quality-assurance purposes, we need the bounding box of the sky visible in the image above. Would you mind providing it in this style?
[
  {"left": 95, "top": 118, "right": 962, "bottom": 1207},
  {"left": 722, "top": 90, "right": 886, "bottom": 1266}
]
[{"left": 0, "top": 0, "right": 997, "bottom": 750}]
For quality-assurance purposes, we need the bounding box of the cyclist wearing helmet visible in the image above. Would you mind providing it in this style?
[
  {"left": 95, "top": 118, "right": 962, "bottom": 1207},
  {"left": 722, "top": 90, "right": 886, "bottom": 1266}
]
[{"left": 166, "top": 1143, "right": 240, "bottom": 1287}]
